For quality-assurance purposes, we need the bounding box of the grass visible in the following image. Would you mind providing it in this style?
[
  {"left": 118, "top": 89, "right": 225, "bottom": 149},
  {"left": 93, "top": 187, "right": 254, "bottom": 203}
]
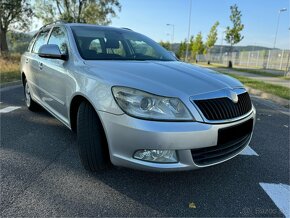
[
  {"left": 229, "top": 67, "right": 289, "bottom": 79},
  {"left": 0, "top": 54, "right": 21, "bottom": 85},
  {"left": 221, "top": 72, "right": 290, "bottom": 100},
  {"left": 196, "top": 62, "right": 289, "bottom": 80}
]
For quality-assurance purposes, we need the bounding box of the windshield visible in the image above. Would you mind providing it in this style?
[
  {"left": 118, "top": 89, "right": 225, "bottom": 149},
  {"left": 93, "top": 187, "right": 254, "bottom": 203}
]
[{"left": 71, "top": 26, "right": 176, "bottom": 61}]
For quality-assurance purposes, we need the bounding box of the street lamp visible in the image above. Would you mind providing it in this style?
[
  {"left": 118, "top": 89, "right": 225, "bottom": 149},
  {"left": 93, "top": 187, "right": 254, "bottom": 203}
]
[
  {"left": 166, "top": 24, "right": 175, "bottom": 50},
  {"left": 273, "top": 8, "right": 287, "bottom": 48},
  {"left": 219, "top": 29, "right": 226, "bottom": 62},
  {"left": 185, "top": 0, "right": 192, "bottom": 62}
]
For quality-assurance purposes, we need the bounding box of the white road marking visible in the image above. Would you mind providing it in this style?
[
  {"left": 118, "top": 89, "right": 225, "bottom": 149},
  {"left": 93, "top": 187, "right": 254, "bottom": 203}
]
[
  {"left": 0, "top": 106, "right": 21, "bottom": 113},
  {"left": 284, "top": 125, "right": 288, "bottom": 128},
  {"left": 239, "top": 146, "right": 259, "bottom": 156},
  {"left": 260, "top": 183, "right": 290, "bottom": 217}
]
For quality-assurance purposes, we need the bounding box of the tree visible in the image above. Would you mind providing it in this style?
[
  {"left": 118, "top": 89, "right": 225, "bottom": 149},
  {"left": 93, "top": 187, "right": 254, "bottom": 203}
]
[
  {"left": 188, "top": 35, "right": 194, "bottom": 60},
  {"left": 205, "top": 21, "right": 219, "bottom": 54},
  {"left": 225, "top": 4, "right": 244, "bottom": 67},
  {"left": 0, "top": 0, "right": 33, "bottom": 54},
  {"left": 177, "top": 39, "right": 186, "bottom": 60},
  {"left": 191, "top": 32, "right": 205, "bottom": 61},
  {"left": 34, "top": 0, "right": 121, "bottom": 25},
  {"left": 7, "top": 31, "right": 32, "bottom": 53},
  {"left": 159, "top": 41, "right": 171, "bottom": 50}
]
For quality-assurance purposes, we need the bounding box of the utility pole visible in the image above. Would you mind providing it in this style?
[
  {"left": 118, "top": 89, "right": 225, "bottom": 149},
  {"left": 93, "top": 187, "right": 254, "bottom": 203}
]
[
  {"left": 166, "top": 24, "right": 175, "bottom": 50},
  {"left": 273, "top": 8, "right": 287, "bottom": 48},
  {"left": 185, "top": 0, "right": 192, "bottom": 62}
]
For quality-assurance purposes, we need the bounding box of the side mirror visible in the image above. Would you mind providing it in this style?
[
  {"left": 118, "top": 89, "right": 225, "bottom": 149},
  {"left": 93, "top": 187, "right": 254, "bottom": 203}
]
[{"left": 38, "top": 44, "right": 68, "bottom": 60}]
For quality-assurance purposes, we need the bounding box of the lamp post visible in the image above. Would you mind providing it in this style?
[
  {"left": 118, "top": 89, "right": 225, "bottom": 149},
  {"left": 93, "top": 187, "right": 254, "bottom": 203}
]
[
  {"left": 166, "top": 24, "right": 175, "bottom": 50},
  {"left": 219, "top": 29, "right": 226, "bottom": 62},
  {"left": 185, "top": 0, "right": 192, "bottom": 62},
  {"left": 273, "top": 8, "right": 287, "bottom": 49}
]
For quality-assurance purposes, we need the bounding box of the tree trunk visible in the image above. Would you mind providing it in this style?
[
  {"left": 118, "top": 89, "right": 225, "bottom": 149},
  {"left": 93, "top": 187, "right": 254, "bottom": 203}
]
[
  {"left": 228, "top": 44, "right": 233, "bottom": 68},
  {"left": 208, "top": 48, "right": 211, "bottom": 64},
  {"left": 0, "top": 28, "right": 9, "bottom": 55}
]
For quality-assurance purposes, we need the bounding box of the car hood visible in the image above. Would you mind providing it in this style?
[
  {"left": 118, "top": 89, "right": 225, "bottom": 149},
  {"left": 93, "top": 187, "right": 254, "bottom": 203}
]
[{"left": 84, "top": 60, "right": 243, "bottom": 97}]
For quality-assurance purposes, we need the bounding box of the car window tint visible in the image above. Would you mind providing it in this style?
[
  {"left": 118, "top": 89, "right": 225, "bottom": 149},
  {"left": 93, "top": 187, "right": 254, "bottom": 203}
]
[
  {"left": 48, "top": 27, "right": 68, "bottom": 54},
  {"left": 71, "top": 26, "right": 176, "bottom": 61},
  {"left": 129, "top": 40, "right": 159, "bottom": 58},
  {"left": 32, "top": 30, "right": 50, "bottom": 53},
  {"left": 89, "top": 39, "right": 103, "bottom": 53},
  {"left": 105, "top": 39, "right": 126, "bottom": 57}
]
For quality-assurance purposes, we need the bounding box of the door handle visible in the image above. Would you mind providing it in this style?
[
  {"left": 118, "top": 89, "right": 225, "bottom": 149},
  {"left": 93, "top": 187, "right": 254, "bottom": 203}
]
[
  {"left": 39, "top": 62, "right": 43, "bottom": 70},
  {"left": 25, "top": 58, "right": 29, "bottom": 63}
]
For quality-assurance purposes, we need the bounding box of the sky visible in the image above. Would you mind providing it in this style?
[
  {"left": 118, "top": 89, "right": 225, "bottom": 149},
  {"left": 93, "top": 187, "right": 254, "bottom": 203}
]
[{"left": 108, "top": 0, "right": 290, "bottom": 49}]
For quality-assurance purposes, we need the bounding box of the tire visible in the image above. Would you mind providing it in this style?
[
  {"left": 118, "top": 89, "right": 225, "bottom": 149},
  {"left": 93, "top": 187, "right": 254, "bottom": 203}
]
[
  {"left": 77, "top": 101, "right": 110, "bottom": 171},
  {"left": 24, "top": 79, "right": 38, "bottom": 111}
]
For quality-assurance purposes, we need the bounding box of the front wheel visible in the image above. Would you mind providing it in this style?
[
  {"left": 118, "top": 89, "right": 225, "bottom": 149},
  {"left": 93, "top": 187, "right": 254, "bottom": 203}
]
[
  {"left": 77, "top": 101, "right": 110, "bottom": 171},
  {"left": 24, "top": 79, "right": 38, "bottom": 111}
]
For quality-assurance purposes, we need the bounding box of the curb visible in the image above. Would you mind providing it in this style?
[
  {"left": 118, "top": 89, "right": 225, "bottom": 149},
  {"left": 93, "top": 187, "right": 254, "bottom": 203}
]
[
  {"left": 0, "top": 80, "right": 22, "bottom": 89},
  {"left": 246, "top": 86, "right": 289, "bottom": 108}
]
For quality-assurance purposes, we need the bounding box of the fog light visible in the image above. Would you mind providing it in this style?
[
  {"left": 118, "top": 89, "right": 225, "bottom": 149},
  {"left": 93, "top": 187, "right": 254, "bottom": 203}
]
[{"left": 133, "top": 149, "right": 177, "bottom": 163}]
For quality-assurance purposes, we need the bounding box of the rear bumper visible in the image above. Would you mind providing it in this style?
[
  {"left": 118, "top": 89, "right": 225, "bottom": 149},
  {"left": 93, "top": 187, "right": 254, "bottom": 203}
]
[{"left": 98, "top": 107, "right": 256, "bottom": 172}]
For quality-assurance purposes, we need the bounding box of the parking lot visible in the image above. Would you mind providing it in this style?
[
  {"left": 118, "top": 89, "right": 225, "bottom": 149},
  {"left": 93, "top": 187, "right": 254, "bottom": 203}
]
[{"left": 1, "top": 85, "right": 289, "bottom": 217}]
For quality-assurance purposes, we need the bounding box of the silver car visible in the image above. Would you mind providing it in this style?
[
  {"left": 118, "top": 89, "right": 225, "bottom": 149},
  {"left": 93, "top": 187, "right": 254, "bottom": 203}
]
[{"left": 20, "top": 22, "right": 256, "bottom": 172}]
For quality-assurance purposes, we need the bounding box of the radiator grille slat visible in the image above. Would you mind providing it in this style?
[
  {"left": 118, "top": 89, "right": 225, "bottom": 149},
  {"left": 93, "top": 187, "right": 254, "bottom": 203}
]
[{"left": 194, "top": 92, "right": 252, "bottom": 121}]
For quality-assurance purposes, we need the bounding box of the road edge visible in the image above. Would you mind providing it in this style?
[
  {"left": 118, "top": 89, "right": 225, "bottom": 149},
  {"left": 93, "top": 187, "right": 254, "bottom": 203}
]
[
  {"left": 0, "top": 83, "right": 22, "bottom": 92},
  {"left": 0, "top": 80, "right": 22, "bottom": 89}
]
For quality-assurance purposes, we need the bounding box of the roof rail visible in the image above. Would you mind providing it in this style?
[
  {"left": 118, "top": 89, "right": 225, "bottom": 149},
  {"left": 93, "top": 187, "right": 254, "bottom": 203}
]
[
  {"left": 121, "top": 27, "right": 133, "bottom": 31},
  {"left": 40, "top": 20, "right": 67, "bottom": 30}
]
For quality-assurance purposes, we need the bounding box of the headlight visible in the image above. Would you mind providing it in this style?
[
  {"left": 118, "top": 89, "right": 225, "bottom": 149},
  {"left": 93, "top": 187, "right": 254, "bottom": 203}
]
[{"left": 112, "top": 86, "right": 194, "bottom": 121}]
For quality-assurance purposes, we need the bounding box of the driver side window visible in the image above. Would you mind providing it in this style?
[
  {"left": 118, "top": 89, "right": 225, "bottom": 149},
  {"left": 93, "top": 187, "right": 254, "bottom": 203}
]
[{"left": 48, "top": 27, "right": 68, "bottom": 55}]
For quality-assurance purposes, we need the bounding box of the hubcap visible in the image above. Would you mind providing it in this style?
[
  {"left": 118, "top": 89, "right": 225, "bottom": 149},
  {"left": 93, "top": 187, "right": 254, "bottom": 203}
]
[{"left": 25, "top": 82, "right": 31, "bottom": 107}]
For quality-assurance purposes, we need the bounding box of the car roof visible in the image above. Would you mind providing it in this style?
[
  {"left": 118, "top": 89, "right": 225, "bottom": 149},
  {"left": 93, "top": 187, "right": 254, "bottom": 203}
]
[{"left": 39, "top": 21, "right": 133, "bottom": 32}]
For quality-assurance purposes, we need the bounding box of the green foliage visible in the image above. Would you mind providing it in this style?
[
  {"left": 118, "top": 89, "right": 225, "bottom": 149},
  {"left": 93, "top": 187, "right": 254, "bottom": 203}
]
[
  {"left": 34, "top": 0, "right": 121, "bottom": 25},
  {"left": 225, "top": 73, "right": 290, "bottom": 100},
  {"left": 177, "top": 39, "right": 186, "bottom": 59},
  {"left": 0, "top": 0, "right": 33, "bottom": 31},
  {"left": 191, "top": 32, "right": 205, "bottom": 59},
  {"left": 205, "top": 21, "right": 219, "bottom": 54},
  {"left": 7, "top": 31, "right": 32, "bottom": 53},
  {"left": 159, "top": 41, "right": 171, "bottom": 50},
  {"left": 225, "top": 4, "right": 244, "bottom": 49},
  {"left": 0, "top": 0, "right": 33, "bottom": 53},
  {"left": 189, "top": 35, "right": 194, "bottom": 52}
]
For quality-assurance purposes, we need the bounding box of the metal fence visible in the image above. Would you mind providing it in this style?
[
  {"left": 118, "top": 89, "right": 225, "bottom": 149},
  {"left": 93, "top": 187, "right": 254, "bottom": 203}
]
[{"left": 196, "top": 49, "right": 290, "bottom": 71}]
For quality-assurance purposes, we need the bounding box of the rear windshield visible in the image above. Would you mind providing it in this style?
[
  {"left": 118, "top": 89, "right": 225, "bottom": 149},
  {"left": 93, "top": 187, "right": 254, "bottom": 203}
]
[{"left": 71, "top": 26, "right": 176, "bottom": 61}]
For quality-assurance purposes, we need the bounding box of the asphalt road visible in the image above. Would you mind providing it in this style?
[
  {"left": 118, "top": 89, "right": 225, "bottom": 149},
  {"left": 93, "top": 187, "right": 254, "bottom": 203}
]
[{"left": 1, "top": 85, "right": 289, "bottom": 217}]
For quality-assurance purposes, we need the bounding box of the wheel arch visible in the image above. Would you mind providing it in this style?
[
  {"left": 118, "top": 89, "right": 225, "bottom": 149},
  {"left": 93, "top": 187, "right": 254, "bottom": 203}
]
[
  {"left": 69, "top": 94, "right": 111, "bottom": 163},
  {"left": 69, "top": 93, "right": 106, "bottom": 134}
]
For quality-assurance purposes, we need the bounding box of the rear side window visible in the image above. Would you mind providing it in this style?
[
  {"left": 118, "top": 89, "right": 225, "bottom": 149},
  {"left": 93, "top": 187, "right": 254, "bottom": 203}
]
[
  {"left": 32, "top": 29, "right": 50, "bottom": 53},
  {"left": 48, "top": 27, "right": 68, "bottom": 55}
]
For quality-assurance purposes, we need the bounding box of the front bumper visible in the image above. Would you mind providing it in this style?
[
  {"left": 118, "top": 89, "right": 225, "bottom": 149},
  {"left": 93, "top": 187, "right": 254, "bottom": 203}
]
[{"left": 98, "top": 107, "right": 256, "bottom": 172}]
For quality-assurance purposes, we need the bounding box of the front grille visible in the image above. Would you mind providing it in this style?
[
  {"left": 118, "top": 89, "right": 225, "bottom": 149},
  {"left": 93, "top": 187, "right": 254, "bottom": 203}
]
[
  {"left": 194, "top": 92, "right": 252, "bottom": 121},
  {"left": 191, "top": 119, "right": 253, "bottom": 165}
]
